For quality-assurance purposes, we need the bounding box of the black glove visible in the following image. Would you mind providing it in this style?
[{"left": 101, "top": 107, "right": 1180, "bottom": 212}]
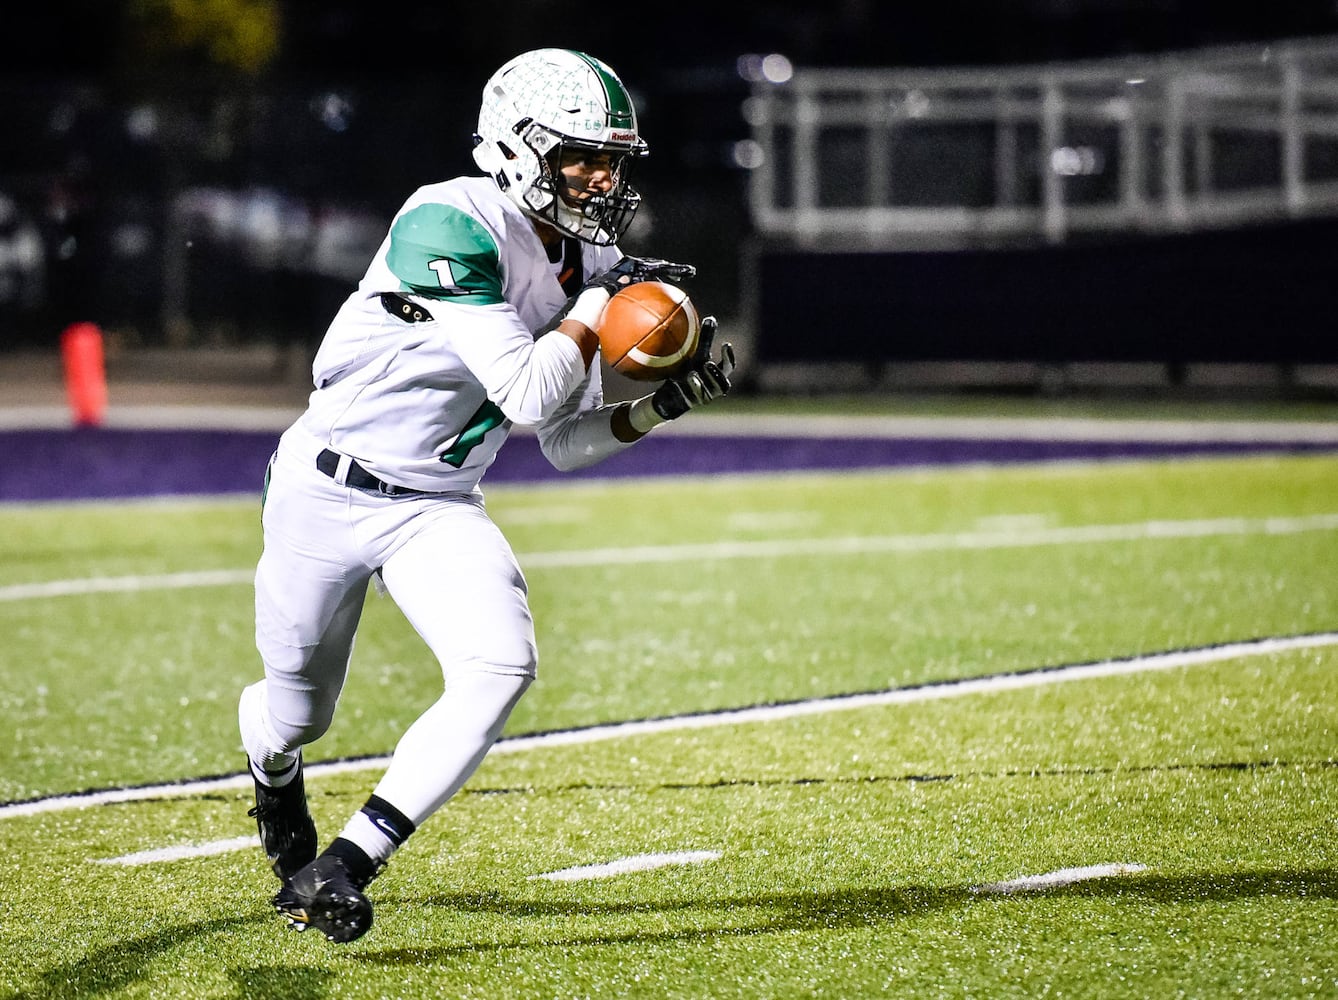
[
  {"left": 650, "top": 317, "right": 737, "bottom": 421},
  {"left": 584, "top": 255, "right": 697, "bottom": 295},
  {"left": 553, "top": 255, "right": 698, "bottom": 332}
]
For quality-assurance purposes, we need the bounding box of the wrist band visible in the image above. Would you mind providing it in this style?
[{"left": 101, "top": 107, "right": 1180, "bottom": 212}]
[
  {"left": 564, "top": 287, "right": 611, "bottom": 331},
  {"left": 628, "top": 395, "right": 665, "bottom": 433}
]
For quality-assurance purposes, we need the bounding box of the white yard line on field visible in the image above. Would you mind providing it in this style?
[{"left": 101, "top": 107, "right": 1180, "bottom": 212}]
[
  {"left": 517, "top": 512, "right": 1338, "bottom": 569},
  {"left": 972, "top": 863, "right": 1149, "bottom": 894},
  {"left": 665, "top": 413, "right": 1338, "bottom": 444},
  {"left": 528, "top": 851, "right": 723, "bottom": 882},
  {"left": 4, "top": 511, "right": 1338, "bottom": 603},
  {"left": 0, "top": 568, "right": 254, "bottom": 601},
  {"left": 490, "top": 633, "right": 1338, "bottom": 750},
  {"left": 6, "top": 630, "right": 1336, "bottom": 823},
  {"left": 95, "top": 838, "right": 724, "bottom": 873},
  {"left": 95, "top": 835, "right": 260, "bottom": 866}
]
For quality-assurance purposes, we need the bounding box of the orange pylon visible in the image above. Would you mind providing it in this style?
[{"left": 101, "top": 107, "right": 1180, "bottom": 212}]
[{"left": 61, "top": 322, "right": 107, "bottom": 427}]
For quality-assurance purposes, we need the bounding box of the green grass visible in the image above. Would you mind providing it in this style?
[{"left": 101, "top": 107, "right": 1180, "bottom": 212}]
[{"left": 1, "top": 451, "right": 1336, "bottom": 997}]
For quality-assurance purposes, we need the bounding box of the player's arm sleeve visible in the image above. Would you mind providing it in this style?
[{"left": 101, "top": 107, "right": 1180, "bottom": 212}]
[
  {"left": 452, "top": 306, "right": 589, "bottom": 426},
  {"left": 389, "top": 202, "right": 588, "bottom": 424},
  {"left": 534, "top": 360, "right": 642, "bottom": 471}
]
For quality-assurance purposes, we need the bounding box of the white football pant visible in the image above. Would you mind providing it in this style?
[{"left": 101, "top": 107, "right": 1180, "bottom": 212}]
[{"left": 239, "top": 427, "right": 536, "bottom": 826}]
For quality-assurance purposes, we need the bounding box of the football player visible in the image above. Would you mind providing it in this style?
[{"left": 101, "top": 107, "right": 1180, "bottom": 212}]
[{"left": 238, "top": 48, "right": 735, "bottom": 942}]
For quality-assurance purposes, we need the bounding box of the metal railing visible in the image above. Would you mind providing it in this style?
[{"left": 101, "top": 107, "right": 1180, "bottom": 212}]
[{"left": 746, "top": 35, "right": 1338, "bottom": 246}]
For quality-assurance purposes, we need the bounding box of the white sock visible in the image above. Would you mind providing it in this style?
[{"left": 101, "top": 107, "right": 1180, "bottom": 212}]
[
  {"left": 250, "top": 753, "right": 301, "bottom": 789},
  {"left": 337, "top": 811, "right": 400, "bottom": 867}
]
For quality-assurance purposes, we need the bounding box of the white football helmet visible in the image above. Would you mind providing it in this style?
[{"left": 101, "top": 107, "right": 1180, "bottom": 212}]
[{"left": 472, "top": 49, "right": 649, "bottom": 245}]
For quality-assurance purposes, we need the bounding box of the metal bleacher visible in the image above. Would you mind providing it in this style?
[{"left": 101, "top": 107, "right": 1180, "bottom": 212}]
[
  {"left": 746, "top": 34, "right": 1338, "bottom": 249},
  {"left": 740, "top": 35, "right": 1338, "bottom": 394}
]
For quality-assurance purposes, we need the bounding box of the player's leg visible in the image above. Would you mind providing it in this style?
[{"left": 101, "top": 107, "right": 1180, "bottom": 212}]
[
  {"left": 277, "top": 497, "right": 535, "bottom": 939},
  {"left": 242, "top": 560, "right": 369, "bottom": 771},
  {"left": 239, "top": 447, "right": 374, "bottom": 881},
  {"left": 272, "top": 667, "right": 530, "bottom": 944},
  {"left": 370, "top": 496, "right": 537, "bottom": 825},
  {"left": 241, "top": 570, "right": 368, "bottom": 881}
]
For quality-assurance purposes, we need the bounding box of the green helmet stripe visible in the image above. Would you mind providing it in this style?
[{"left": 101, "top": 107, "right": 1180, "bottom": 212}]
[{"left": 572, "top": 50, "right": 634, "bottom": 129}]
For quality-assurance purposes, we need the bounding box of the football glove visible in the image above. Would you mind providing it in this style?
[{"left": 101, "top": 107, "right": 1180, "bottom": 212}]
[
  {"left": 584, "top": 255, "right": 697, "bottom": 295},
  {"left": 561, "top": 255, "right": 698, "bottom": 331},
  {"left": 650, "top": 316, "right": 736, "bottom": 421}
]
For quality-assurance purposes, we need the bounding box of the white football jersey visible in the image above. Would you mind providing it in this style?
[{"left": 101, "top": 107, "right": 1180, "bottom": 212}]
[{"left": 295, "top": 176, "right": 623, "bottom": 493}]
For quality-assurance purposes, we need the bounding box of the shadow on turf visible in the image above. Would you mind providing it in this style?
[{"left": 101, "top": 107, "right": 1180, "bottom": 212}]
[
  {"left": 5, "top": 910, "right": 324, "bottom": 1000},
  {"left": 10, "top": 870, "right": 1333, "bottom": 995},
  {"left": 354, "top": 868, "right": 1338, "bottom": 964}
]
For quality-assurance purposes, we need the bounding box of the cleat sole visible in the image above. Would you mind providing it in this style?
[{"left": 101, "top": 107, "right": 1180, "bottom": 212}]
[{"left": 274, "top": 890, "right": 372, "bottom": 944}]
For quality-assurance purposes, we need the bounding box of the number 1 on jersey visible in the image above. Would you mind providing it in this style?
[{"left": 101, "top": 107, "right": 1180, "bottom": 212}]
[{"left": 427, "top": 258, "right": 456, "bottom": 289}]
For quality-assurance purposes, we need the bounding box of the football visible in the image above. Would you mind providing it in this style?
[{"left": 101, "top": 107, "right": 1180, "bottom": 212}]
[{"left": 597, "top": 281, "right": 701, "bottom": 381}]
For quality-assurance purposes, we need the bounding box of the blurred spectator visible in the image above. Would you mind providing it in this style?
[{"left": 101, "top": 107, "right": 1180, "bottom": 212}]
[{"left": 0, "top": 192, "right": 45, "bottom": 323}]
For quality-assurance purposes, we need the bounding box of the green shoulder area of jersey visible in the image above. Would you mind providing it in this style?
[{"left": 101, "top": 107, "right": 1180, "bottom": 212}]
[{"left": 387, "top": 203, "right": 505, "bottom": 304}]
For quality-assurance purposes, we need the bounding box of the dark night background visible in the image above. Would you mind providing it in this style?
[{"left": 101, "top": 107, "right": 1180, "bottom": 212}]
[
  {"left": 3, "top": 2, "right": 1338, "bottom": 383},
  {"left": 14, "top": 2, "right": 1338, "bottom": 78}
]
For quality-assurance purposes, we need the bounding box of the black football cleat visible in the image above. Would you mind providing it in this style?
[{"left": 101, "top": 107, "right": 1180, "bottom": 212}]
[
  {"left": 248, "top": 760, "right": 318, "bottom": 880},
  {"left": 273, "top": 854, "right": 374, "bottom": 943}
]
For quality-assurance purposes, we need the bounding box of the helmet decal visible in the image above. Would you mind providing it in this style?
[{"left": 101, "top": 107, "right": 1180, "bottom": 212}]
[
  {"left": 572, "top": 51, "right": 636, "bottom": 132},
  {"left": 472, "top": 49, "right": 648, "bottom": 245}
]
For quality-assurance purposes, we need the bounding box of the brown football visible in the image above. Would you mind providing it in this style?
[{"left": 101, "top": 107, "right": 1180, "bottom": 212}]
[{"left": 597, "top": 281, "right": 701, "bottom": 381}]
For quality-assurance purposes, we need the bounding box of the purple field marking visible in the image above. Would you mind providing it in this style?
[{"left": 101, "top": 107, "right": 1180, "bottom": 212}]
[{"left": 0, "top": 427, "right": 1335, "bottom": 503}]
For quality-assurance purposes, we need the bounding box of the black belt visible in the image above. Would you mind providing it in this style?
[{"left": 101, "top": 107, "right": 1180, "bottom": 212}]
[
  {"left": 316, "top": 449, "right": 423, "bottom": 496},
  {"left": 379, "top": 293, "right": 434, "bottom": 323}
]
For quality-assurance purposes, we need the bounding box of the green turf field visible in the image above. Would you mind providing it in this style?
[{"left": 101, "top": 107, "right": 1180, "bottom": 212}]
[{"left": 1, "top": 451, "right": 1336, "bottom": 998}]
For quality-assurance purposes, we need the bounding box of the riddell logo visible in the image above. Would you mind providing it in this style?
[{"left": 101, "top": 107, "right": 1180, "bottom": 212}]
[{"left": 610, "top": 131, "right": 637, "bottom": 142}]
